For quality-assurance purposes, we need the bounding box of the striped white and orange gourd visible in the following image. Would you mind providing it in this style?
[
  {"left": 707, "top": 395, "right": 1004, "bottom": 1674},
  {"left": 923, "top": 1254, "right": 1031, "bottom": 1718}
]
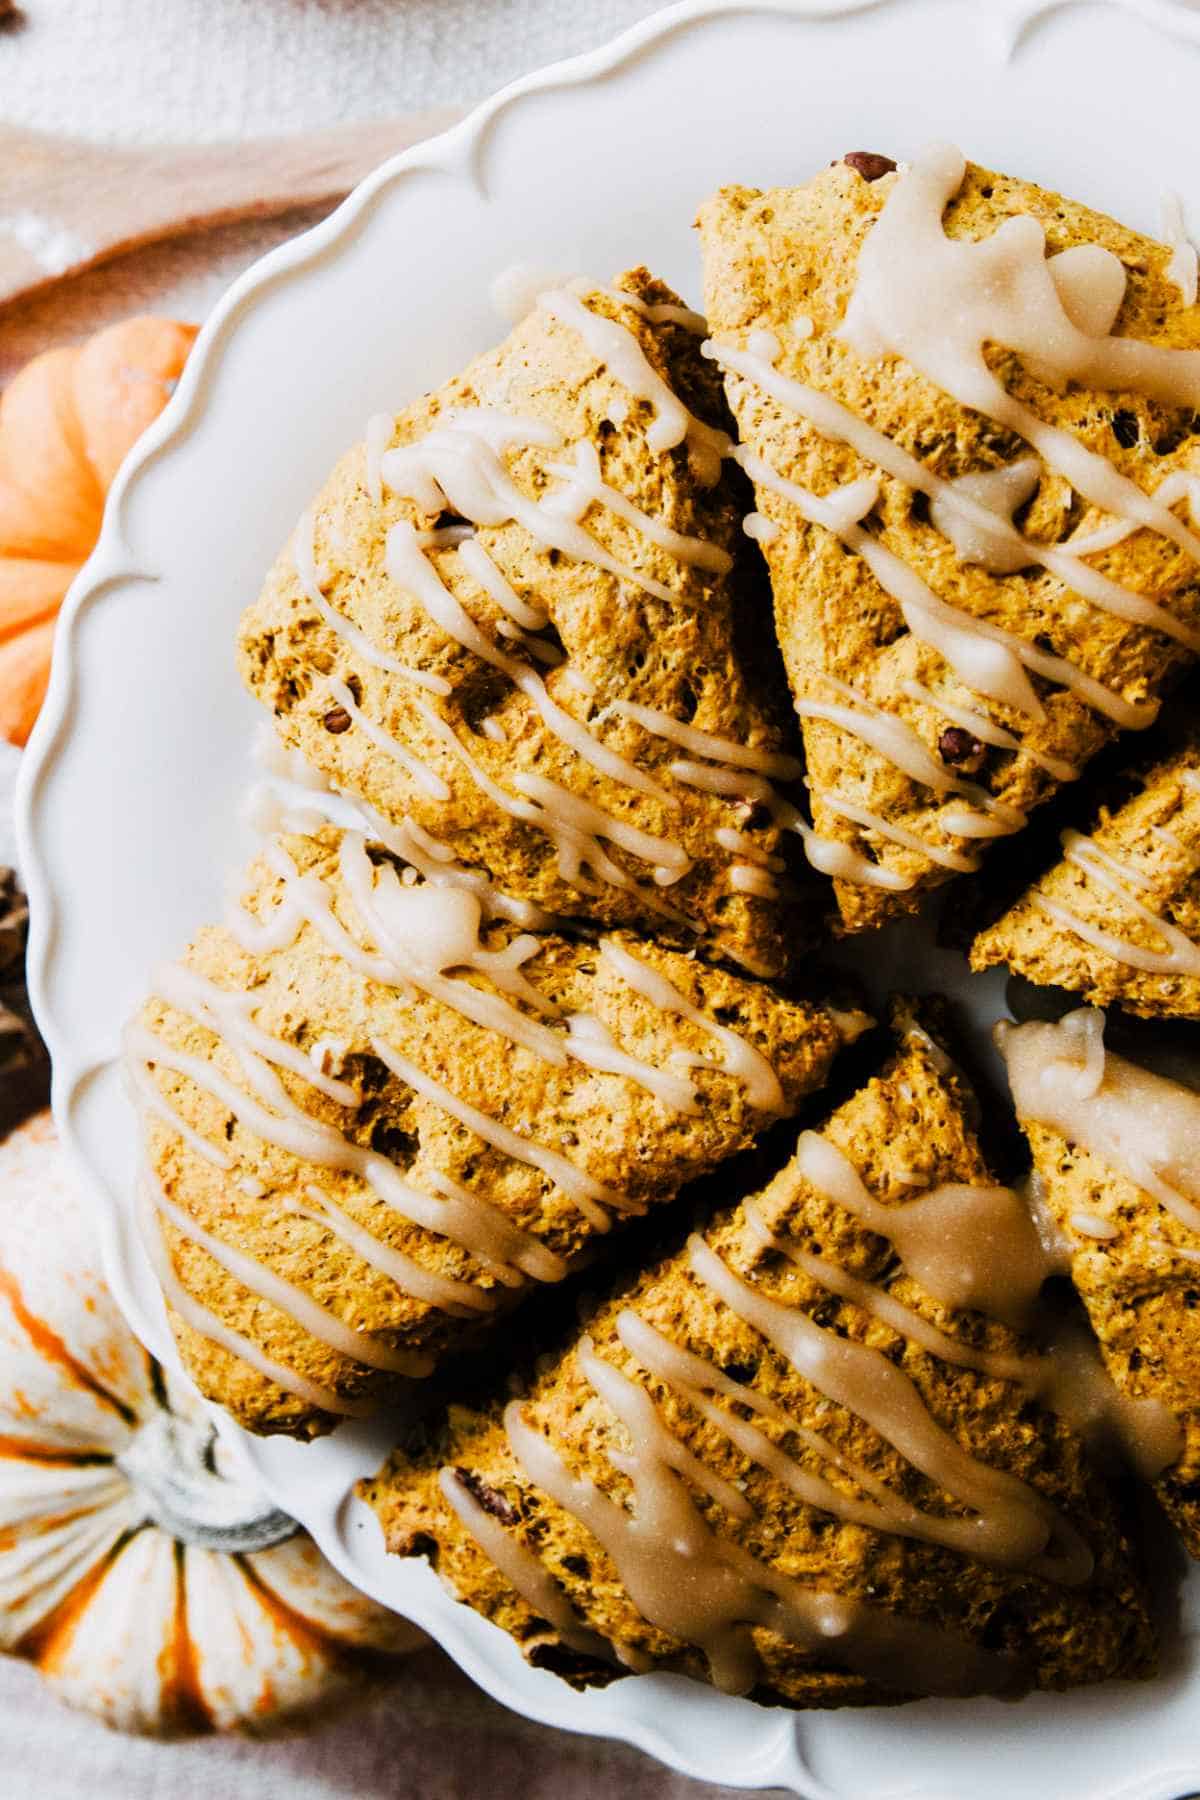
[{"left": 0, "top": 1111, "right": 423, "bottom": 1735}]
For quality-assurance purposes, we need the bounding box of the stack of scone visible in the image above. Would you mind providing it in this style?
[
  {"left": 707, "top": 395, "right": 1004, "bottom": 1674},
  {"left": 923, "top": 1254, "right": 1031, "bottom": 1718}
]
[{"left": 130, "top": 147, "right": 1200, "bottom": 1706}]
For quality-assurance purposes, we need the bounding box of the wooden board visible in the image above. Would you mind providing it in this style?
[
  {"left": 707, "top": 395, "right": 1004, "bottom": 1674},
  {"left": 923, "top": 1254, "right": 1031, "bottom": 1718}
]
[{"left": 0, "top": 112, "right": 462, "bottom": 312}]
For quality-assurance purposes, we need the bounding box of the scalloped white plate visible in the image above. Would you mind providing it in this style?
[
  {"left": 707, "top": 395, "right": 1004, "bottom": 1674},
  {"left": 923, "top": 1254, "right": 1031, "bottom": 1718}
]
[{"left": 19, "top": 0, "right": 1200, "bottom": 1791}]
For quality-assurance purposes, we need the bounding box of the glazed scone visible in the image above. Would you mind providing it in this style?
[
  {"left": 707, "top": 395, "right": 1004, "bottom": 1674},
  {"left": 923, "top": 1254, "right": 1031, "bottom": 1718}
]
[
  {"left": 973, "top": 740, "right": 1200, "bottom": 1018},
  {"left": 698, "top": 148, "right": 1200, "bottom": 933},
  {"left": 999, "top": 1009, "right": 1200, "bottom": 1554},
  {"left": 238, "top": 268, "right": 811, "bottom": 980},
  {"left": 129, "top": 826, "right": 861, "bottom": 1439},
  {"left": 363, "top": 1016, "right": 1157, "bottom": 1706}
]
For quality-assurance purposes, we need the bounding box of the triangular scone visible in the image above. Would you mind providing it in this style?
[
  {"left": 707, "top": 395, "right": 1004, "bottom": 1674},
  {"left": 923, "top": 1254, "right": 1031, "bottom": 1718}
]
[
  {"left": 363, "top": 1014, "right": 1156, "bottom": 1705},
  {"left": 128, "top": 825, "right": 861, "bottom": 1439},
  {"left": 1000, "top": 1011, "right": 1200, "bottom": 1556},
  {"left": 973, "top": 740, "right": 1200, "bottom": 1018},
  {"left": 239, "top": 268, "right": 808, "bottom": 981},
  {"left": 698, "top": 149, "right": 1200, "bottom": 933}
]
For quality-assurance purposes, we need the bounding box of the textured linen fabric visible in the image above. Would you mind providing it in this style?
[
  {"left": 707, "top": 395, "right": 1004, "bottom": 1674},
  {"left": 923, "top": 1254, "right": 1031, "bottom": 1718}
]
[
  {"left": 2, "top": 0, "right": 659, "bottom": 145},
  {"left": 0, "top": 1647, "right": 737, "bottom": 1798}
]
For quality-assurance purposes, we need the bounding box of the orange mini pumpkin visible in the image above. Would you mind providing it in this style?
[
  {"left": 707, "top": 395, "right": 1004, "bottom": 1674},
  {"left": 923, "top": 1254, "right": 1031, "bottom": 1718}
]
[{"left": 0, "top": 316, "right": 197, "bottom": 746}]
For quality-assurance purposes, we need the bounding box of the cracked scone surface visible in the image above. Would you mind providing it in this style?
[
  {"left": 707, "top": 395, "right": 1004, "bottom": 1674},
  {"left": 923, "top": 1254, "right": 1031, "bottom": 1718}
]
[
  {"left": 135, "top": 828, "right": 851, "bottom": 1438},
  {"left": 973, "top": 740, "right": 1200, "bottom": 1017},
  {"left": 699, "top": 158, "right": 1200, "bottom": 933},
  {"left": 238, "top": 268, "right": 808, "bottom": 979},
  {"left": 362, "top": 1029, "right": 1156, "bottom": 1705}
]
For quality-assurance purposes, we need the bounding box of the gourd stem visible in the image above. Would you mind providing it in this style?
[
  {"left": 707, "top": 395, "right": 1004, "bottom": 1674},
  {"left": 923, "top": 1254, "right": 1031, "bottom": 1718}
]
[{"left": 115, "top": 1408, "right": 297, "bottom": 1553}]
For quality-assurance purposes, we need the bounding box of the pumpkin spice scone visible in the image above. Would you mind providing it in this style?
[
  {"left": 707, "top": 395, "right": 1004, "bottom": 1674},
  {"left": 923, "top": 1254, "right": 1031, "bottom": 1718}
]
[
  {"left": 973, "top": 740, "right": 1200, "bottom": 1018},
  {"left": 999, "top": 1009, "right": 1200, "bottom": 1555},
  {"left": 238, "top": 268, "right": 812, "bottom": 980},
  {"left": 127, "top": 825, "right": 863, "bottom": 1439},
  {"left": 363, "top": 1014, "right": 1161, "bottom": 1706},
  {"left": 698, "top": 146, "right": 1200, "bottom": 933}
]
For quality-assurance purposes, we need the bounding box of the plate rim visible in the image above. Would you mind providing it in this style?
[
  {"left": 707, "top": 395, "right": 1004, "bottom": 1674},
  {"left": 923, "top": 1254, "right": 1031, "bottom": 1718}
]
[{"left": 17, "top": 0, "right": 1200, "bottom": 1793}]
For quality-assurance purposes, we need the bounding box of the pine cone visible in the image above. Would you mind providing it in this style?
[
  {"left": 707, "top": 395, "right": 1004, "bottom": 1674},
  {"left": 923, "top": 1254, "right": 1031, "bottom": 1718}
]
[{"left": 0, "top": 868, "right": 49, "bottom": 1130}]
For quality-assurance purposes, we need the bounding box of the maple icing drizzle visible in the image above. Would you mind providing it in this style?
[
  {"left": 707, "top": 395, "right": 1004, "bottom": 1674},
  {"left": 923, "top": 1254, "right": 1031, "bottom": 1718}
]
[
  {"left": 999, "top": 1008, "right": 1200, "bottom": 1237},
  {"left": 500, "top": 1350, "right": 1018, "bottom": 1700},
  {"left": 1029, "top": 770, "right": 1200, "bottom": 977},
  {"left": 445, "top": 1098, "right": 1181, "bottom": 1693},
  {"left": 704, "top": 145, "right": 1200, "bottom": 886}
]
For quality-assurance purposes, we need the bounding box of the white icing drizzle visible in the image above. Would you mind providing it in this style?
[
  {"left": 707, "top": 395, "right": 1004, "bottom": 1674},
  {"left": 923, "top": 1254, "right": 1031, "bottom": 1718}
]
[
  {"left": 386, "top": 813, "right": 553, "bottom": 930},
  {"left": 710, "top": 335, "right": 1198, "bottom": 663},
  {"left": 928, "top": 457, "right": 1042, "bottom": 570},
  {"left": 453, "top": 1099, "right": 1183, "bottom": 1678},
  {"left": 235, "top": 833, "right": 713, "bottom": 1119},
  {"left": 788, "top": 1132, "right": 1051, "bottom": 1328},
  {"left": 151, "top": 1178, "right": 423, "bottom": 1376},
  {"left": 796, "top": 677, "right": 1025, "bottom": 840},
  {"left": 126, "top": 1013, "right": 499, "bottom": 1316},
  {"left": 814, "top": 789, "right": 978, "bottom": 874},
  {"left": 839, "top": 143, "right": 1200, "bottom": 565},
  {"left": 250, "top": 751, "right": 553, "bottom": 931},
  {"left": 1069, "top": 1212, "right": 1119, "bottom": 1242},
  {"left": 564, "top": 1013, "right": 700, "bottom": 1114},
  {"left": 382, "top": 408, "right": 681, "bottom": 606},
  {"left": 737, "top": 446, "right": 1156, "bottom": 729},
  {"left": 900, "top": 680, "right": 1078, "bottom": 782},
  {"left": 386, "top": 517, "right": 677, "bottom": 807},
  {"left": 369, "top": 1036, "right": 635, "bottom": 1231},
  {"left": 1162, "top": 191, "right": 1199, "bottom": 309},
  {"left": 669, "top": 757, "right": 912, "bottom": 892},
  {"left": 456, "top": 536, "right": 550, "bottom": 630},
  {"left": 586, "top": 282, "right": 708, "bottom": 337},
  {"left": 325, "top": 677, "right": 450, "bottom": 801},
  {"left": 598, "top": 937, "right": 786, "bottom": 1114},
  {"left": 537, "top": 288, "right": 729, "bottom": 484},
  {"left": 713, "top": 827, "right": 785, "bottom": 871},
  {"left": 1064, "top": 467, "right": 1200, "bottom": 556},
  {"left": 1032, "top": 826, "right": 1200, "bottom": 977},
  {"left": 610, "top": 698, "right": 802, "bottom": 781},
  {"left": 687, "top": 1234, "right": 1079, "bottom": 1580},
  {"left": 543, "top": 441, "right": 732, "bottom": 575},
  {"left": 138, "top": 1179, "right": 378, "bottom": 1417},
  {"left": 515, "top": 770, "right": 690, "bottom": 881},
  {"left": 292, "top": 513, "right": 451, "bottom": 695},
  {"left": 614, "top": 1309, "right": 1007, "bottom": 1555},
  {"left": 730, "top": 864, "right": 779, "bottom": 898},
  {"left": 365, "top": 412, "right": 394, "bottom": 506},
  {"left": 413, "top": 698, "right": 694, "bottom": 926},
  {"left": 999, "top": 1009, "right": 1200, "bottom": 1234}
]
